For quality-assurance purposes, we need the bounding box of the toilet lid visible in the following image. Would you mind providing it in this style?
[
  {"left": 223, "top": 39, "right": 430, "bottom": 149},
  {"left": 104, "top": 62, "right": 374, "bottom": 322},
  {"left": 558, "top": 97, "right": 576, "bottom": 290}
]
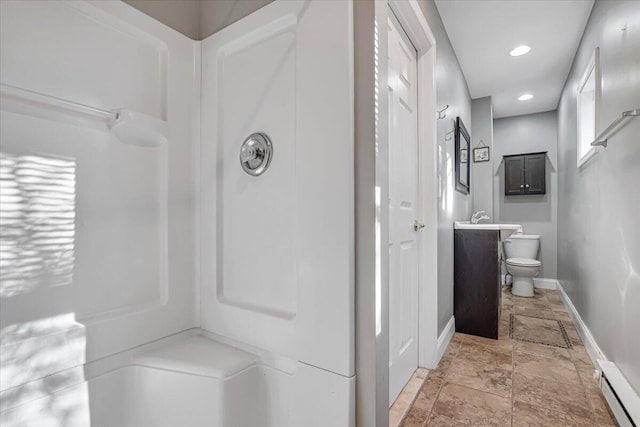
[{"left": 506, "top": 257, "right": 541, "bottom": 267}]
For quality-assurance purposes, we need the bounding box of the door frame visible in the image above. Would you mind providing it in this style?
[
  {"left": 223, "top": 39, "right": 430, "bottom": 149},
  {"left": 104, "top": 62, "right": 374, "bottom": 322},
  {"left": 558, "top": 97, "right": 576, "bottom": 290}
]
[{"left": 386, "top": 0, "right": 439, "bottom": 370}]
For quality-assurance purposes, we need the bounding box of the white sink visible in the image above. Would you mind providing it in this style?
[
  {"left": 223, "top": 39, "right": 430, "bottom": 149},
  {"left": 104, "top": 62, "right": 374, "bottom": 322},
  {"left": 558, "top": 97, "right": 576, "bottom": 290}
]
[{"left": 454, "top": 221, "right": 523, "bottom": 241}]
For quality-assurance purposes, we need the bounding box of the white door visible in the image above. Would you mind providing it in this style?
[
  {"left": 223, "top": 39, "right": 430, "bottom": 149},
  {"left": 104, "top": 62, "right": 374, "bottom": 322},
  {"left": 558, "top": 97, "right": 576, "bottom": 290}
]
[{"left": 388, "top": 11, "right": 421, "bottom": 404}]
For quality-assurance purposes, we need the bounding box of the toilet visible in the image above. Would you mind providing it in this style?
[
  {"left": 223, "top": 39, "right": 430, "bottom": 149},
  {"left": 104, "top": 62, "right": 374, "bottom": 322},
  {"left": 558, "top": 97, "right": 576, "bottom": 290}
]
[{"left": 504, "top": 234, "right": 541, "bottom": 297}]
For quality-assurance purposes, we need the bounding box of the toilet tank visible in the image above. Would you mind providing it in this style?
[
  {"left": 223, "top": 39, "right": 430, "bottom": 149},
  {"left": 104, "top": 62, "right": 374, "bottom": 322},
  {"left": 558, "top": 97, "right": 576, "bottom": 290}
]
[{"left": 504, "top": 234, "right": 540, "bottom": 260}]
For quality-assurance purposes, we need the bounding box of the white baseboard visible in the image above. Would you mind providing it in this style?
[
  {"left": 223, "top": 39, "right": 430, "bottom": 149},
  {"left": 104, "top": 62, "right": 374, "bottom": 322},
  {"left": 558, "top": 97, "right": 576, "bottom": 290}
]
[
  {"left": 533, "top": 277, "right": 558, "bottom": 290},
  {"left": 556, "top": 282, "right": 605, "bottom": 363},
  {"left": 557, "top": 283, "right": 640, "bottom": 426},
  {"left": 436, "top": 316, "right": 455, "bottom": 363},
  {"left": 502, "top": 275, "right": 558, "bottom": 290}
]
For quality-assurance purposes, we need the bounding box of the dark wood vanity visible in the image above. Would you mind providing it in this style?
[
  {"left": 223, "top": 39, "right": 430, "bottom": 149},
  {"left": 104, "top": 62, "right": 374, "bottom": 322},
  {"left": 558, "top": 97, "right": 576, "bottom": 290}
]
[{"left": 454, "top": 229, "right": 502, "bottom": 339}]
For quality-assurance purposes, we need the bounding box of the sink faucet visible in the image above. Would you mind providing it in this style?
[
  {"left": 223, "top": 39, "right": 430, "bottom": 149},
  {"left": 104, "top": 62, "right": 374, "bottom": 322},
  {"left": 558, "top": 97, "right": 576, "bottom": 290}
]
[{"left": 471, "top": 210, "right": 491, "bottom": 224}]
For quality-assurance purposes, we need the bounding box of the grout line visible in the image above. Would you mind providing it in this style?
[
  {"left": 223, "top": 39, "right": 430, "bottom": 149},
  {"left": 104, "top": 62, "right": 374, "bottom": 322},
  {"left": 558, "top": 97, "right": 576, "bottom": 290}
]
[
  {"left": 511, "top": 330, "right": 515, "bottom": 427},
  {"left": 399, "top": 373, "right": 429, "bottom": 426},
  {"left": 422, "top": 334, "right": 463, "bottom": 426}
]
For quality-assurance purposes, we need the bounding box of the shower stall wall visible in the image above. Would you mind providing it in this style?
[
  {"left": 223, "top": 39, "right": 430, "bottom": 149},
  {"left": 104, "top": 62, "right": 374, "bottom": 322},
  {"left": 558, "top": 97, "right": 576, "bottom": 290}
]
[
  {"left": 0, "top": 1, "right": 355, "bottom": 426},
  {"left": 199, "top": 0, "right": 355, "bottom": 421}
]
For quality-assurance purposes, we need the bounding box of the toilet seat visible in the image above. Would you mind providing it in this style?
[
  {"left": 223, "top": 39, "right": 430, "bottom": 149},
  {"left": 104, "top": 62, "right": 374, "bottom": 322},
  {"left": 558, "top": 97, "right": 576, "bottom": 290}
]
[{"left": 506, "top": 257, "right": 541, "bottom": 267}]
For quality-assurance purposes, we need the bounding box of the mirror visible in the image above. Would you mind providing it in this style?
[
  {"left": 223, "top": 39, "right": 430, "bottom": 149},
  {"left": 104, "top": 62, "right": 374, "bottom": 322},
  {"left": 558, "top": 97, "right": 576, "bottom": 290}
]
[{"left": 455, "top": 116, "right": 470, "bottom": 194}]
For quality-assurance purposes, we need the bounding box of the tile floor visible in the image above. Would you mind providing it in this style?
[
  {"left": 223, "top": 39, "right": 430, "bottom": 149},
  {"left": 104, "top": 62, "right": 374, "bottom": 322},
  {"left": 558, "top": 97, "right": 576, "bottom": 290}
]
[{"left": 391, "top": 287, "right": 618, "bottom": 427}]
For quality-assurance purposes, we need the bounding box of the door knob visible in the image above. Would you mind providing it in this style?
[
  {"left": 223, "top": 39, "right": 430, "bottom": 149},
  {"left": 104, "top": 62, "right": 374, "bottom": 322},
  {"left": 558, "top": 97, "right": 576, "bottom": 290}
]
[{"left": 414, "top": 220, "right": 425, "bottom": 231}]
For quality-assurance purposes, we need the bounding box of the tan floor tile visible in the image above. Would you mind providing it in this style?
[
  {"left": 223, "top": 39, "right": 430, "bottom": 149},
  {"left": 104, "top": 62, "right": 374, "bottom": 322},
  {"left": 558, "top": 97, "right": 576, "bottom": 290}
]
[
  {"left": 514, "top": 339, "right": 571, "bottom": 361},
  {"left": 514, "top": 351, "right": 582, "bottom": 384},
  {"left": 513, "top": 297, "right": 549, "bottom": 308},
  {"left": 459, "top": 332, "right": 513, "bottom": 351},
  {"left": 457, "top": 340, "right": 513, "bottom": 370},
  {"left": 513, "top": 373, "right": 592, "bottom": 421},
  {"left": 556, "top": 313, "right": 574, "bottom": 324},
  {"left": 449, "top": 333, "right": 464, "bottom": 346},
  {"left": 570, "top": 346, "right": 594, "bottom": 367},
  {"left": 563, "top": 324, "right": 585, "bottom": 347},
  {"left": 391, "top": 373, "right": 425, "bottom": 426},
  {"left": 425, "top": 413, "right": 459, "bottom": 426},
  {"left": 429, "top": 353, "right": 456, "bottom": 382},
  {"left": 576, "top": 365, "right": 601, "bottom": 395},
  {"left": 498, "top": 321, "right": 510, "bottom": 339},
  {"left": 512, "top": 315, "right": 571, "bottom": 348},
  {"left": 548, "top": 298, "right": 566, "bottom": 307},
  {"left": 428, "top": 383, "right": 511, "bottom": 426},
  {"left": 512, "top": 400, "right": 593, "bottom": 426},
  {"left": 546, "top": 290, "right": 563, "bottom": 299},
  {"left": 402, "top": 376, "right": 442, "bottom": 427},
  {"left": 393, "top": 288, "right": 619, "bottom": 426},
  {"left": 588, "top": 393, "right": 617, "bottom": 426},
  {"left": 513, "top": 306, "right": 557, "bottom": 319},
  {"left": 446, "top": 358, "right": 512, "bottom": 398},
  {"left": 414, "top": 367, "right": 430, "bottom": 380},
  {"left": 390, "top": 404, "right": 406, "bottom": 427}
]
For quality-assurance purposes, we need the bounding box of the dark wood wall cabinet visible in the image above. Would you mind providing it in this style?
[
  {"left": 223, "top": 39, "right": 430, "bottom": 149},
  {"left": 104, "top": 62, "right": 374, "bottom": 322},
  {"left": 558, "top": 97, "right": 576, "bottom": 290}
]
[
  {"left": 454, "top": 229, "right": 501, "bottom": 339},
  {"left": 504, "top": 152, "right": 546, "bottom": 195}
]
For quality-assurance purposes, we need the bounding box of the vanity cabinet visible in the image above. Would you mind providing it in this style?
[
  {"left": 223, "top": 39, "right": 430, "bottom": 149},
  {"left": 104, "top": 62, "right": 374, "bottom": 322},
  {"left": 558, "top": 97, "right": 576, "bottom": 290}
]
[
  {"left": 454, "top": 229, "right": 501, "bottom": 339},
  {"left": 504, "top": 152, "right": 546, "bottom": 195}
]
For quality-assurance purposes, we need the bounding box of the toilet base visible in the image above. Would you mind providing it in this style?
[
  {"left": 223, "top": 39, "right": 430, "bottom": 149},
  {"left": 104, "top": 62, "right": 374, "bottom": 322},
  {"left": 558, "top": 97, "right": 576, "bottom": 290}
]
[{"left": 512, "top": 276, "right": 534, "bottom": 297}]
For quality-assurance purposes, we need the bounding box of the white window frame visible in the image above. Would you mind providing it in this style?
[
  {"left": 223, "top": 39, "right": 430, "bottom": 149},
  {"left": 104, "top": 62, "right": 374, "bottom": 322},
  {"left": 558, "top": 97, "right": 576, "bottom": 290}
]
[{"left": 576, "top": 47, "right": 600, "bottom": 168}]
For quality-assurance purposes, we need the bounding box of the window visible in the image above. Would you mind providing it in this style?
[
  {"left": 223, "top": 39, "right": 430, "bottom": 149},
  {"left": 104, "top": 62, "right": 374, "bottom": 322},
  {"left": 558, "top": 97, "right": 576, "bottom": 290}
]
[{"left": 576, "top": 47, "right": 600, "bottom": 167}]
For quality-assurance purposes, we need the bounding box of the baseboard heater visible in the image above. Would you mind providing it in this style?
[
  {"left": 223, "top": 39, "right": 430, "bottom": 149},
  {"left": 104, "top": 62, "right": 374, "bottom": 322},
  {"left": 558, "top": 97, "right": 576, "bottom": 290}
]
[{"left": 597, "top": 360, "right": 640, "bottom": 427}]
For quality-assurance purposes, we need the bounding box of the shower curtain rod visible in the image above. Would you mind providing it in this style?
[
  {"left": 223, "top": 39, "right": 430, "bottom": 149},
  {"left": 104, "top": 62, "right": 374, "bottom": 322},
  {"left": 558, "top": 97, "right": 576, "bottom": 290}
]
[{"left": 0, "top": 83, "right": 119, "bottom": 120}]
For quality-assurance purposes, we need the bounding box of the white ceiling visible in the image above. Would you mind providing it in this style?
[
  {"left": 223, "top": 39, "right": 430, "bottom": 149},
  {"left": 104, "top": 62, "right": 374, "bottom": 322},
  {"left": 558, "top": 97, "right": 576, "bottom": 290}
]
[{"left": 435, "top": 0, "right": 594, "bottom": 118}]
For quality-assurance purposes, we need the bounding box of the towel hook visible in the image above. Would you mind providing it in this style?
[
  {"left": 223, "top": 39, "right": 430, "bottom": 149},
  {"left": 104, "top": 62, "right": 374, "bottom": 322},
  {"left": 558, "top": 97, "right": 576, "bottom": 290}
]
[{"left": 437, "top": 105, "right": 449, "bottom": 120}]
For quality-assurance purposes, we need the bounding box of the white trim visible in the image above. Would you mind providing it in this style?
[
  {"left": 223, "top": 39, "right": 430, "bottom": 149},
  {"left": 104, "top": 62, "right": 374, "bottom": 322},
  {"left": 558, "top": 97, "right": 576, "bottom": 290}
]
[
  {"left": 556, "top": 282, "right": 605, "bottom": 364},
  {"left": 502, "top": 275, "right": 558, "bottom": 290},
  {"left": 576, "top": 47, "right": 601, "bottom": 168},
  {"left": 388, "top": 0, "right": 435, "bottom": 50},
  {"left": 435, "top": 317, "right": 455, "bottom": 363},
  {"left": 387, "top": 0, "right": 438, "bottom": 371},
  {"left": 597, "top": 360, "right": 640, "bottom": 426},
  {"left": 556, "top": 282, "right": 640, "bottom": 427},
  {"left": 555, "top": 283, "right": 640, "bottom": 424},
  {"left": 532, "top": 277, "right": 558, "bottom": 290}
]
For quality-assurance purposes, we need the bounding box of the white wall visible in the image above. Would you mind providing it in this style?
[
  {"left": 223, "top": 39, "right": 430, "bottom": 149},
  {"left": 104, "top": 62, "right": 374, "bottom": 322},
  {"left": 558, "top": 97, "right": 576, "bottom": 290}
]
[
  {"left": 0, "top": 0, "right": 198, "bottom": 416},
  {"left": 471, "top": 96, "right": 494, "bottom": 218},
  {"left": 493, "top": 111, "right": 558, "bottom": 279},
  {"left": 418, "top": 0, "right": 473, "bottom": 335},
  {"left": 557, "top": 0, "right": 640, "bottom": 393}
]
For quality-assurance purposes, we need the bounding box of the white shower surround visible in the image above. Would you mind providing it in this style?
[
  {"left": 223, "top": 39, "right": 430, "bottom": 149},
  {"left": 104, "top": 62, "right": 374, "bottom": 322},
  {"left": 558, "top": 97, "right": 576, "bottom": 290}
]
[{"left": 0, "top": 1, "right": 355, "bottom": 426}]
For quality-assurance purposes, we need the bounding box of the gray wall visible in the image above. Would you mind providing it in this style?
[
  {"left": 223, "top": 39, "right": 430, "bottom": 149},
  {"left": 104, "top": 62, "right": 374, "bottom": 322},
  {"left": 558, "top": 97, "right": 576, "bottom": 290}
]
[
  {"left": 200, "top": 0, "right": 273, "bottom": 38},
  {"left": 557, "top": 0, "right": 640, "bottom": 393},
  {"left": 471, "top": 97, "right": 494, "bottom": 218},
  {"left": 418, "top": 1, "right": 473, "bottom": 335},
  {"left": 123, "top": 0, "right": 201, "bottom": 39},
  {"left": 123, "top": 0, "right": 272, "bottom": 40},
  {"left": 493, "top": 111, "right": 558, "bottom": 279}
]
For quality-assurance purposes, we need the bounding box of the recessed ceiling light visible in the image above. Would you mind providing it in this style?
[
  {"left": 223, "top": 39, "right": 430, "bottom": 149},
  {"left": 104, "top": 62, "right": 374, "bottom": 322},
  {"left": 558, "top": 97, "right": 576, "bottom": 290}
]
[
  {"left": 518, "top": 93, "right": 534, "bottom": 101},
  {"left": 510, "top": 45, "right": 531, "bottom": 56}
]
